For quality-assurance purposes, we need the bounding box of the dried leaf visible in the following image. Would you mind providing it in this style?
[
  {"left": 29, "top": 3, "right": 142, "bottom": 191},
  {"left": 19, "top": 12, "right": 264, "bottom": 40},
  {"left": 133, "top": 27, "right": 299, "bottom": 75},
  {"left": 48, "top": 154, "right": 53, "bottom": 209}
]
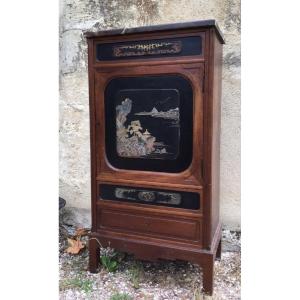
[
  {"left": 75, "top": 228, "right": 89, "bottom": 237},
  {"left": 66, "top": 238, "right": 85, "bottom": 254}
]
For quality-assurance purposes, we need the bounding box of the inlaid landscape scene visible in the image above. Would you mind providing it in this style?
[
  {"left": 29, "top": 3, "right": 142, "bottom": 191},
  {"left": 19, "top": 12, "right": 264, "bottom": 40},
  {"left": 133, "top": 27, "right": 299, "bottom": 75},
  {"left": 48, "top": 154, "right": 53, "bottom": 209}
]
[{"left": 115, "top": 89, "right": 180, "bottom": 160}]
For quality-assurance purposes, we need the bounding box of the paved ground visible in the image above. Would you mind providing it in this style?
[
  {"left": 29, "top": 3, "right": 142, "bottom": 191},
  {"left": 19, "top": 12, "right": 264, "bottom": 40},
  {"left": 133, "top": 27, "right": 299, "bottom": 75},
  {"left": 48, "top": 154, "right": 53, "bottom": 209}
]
[{"left": 59, "top": 230, "right": 240, "bottom": 300}]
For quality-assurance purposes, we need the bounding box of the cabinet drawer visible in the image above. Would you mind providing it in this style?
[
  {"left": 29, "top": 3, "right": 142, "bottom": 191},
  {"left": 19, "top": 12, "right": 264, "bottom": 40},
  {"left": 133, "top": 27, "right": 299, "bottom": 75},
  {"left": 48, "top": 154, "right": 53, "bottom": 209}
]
[
  {"left": 95, "top": 35, "right": 204, "bottom": 62},
  {"left": 99, "top": 184, "right": 201, "bottom": 210},
  {"left": 98, "top": 209, "right": 201, "bottom": 241}
]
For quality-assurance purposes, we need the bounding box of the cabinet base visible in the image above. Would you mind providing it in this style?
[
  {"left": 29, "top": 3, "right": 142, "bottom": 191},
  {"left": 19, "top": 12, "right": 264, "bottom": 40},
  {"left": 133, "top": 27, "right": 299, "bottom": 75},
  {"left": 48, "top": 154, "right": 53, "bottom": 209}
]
[{"left": 89, "top": 223, "right": 221, "bottom": 295}]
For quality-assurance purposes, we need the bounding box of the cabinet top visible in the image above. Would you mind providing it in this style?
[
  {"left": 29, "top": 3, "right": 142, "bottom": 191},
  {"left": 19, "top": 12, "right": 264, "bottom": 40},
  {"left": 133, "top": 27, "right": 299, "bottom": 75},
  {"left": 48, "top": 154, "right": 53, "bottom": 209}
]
[{"left": 84, "top": 19, "right": 225, "bottom": 44}]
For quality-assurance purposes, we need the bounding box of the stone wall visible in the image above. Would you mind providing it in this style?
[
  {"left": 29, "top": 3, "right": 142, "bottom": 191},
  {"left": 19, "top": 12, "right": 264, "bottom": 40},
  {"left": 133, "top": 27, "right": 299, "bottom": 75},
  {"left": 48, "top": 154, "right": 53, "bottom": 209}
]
[{"left": 59, "top": 0, "right": 240, "bottom": 230}]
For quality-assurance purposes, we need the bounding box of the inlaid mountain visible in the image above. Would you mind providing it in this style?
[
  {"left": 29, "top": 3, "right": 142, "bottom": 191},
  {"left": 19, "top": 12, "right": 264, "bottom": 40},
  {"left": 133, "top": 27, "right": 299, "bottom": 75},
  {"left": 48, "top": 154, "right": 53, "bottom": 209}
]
[{"left": 135, "top": 107, "right": 179, "bottom": 121}]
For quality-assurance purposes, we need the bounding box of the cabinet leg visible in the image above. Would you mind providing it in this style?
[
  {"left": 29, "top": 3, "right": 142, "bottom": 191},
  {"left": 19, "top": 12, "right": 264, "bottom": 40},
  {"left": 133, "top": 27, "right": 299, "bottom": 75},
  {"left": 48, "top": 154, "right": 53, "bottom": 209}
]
[
  {"left": 202, "top": 257, "right": 214, "bottom": 295},
  {"left": 89, "top": 237, "right": 100, "bottom": 273},
  {"left": 216, "top": 239, "right": 222, "bottom": 261}
]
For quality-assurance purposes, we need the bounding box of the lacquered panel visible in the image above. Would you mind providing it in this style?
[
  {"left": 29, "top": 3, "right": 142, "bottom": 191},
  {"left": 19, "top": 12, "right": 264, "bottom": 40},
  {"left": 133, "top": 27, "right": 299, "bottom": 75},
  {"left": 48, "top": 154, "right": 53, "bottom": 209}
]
[
  {"left": 96, "top": 36, "right": 202, "bottom": 61},
  {"left": 104, "top": 75, "right": 193, "bottom": 173},
  {"left": 99, "top": 184, "right": 200, "bottom": 210}
]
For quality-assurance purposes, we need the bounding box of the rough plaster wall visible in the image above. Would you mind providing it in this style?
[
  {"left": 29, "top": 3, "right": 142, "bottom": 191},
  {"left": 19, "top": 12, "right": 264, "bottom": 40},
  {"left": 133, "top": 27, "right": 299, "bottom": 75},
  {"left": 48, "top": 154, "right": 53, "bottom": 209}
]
[{"left": 59, "top": 0, "right": 240, "bottom": 230}]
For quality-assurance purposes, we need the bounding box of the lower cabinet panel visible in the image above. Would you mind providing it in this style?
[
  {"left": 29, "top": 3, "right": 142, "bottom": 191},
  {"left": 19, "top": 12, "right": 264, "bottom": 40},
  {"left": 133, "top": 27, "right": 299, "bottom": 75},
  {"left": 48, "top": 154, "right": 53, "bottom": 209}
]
[{"left": 98, "top": 209, "right": 201, "bottom": 241}]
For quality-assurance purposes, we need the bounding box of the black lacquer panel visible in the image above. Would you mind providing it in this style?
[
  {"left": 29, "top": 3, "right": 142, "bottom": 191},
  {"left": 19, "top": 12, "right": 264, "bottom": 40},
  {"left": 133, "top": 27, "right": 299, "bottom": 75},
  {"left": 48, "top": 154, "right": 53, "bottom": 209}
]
[
  {"left": 104, "top": 75, "right": 193, "bottom": 173},
  {"left": 99, "top": 184, "right": 200, "bottom": 210},
  {"left": 96, "top": 36, "right": 202, "bottom": 61}
]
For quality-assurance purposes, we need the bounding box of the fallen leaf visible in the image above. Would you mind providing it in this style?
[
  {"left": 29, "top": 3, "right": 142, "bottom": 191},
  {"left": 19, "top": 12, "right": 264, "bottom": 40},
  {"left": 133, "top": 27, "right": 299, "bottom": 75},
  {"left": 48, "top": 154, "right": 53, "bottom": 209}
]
[
  {"left": 75, "top": 228, "right": 89, "bottom": 237},
  {"left": 66, "top": 238, "right": 85, "bottom": 254}
]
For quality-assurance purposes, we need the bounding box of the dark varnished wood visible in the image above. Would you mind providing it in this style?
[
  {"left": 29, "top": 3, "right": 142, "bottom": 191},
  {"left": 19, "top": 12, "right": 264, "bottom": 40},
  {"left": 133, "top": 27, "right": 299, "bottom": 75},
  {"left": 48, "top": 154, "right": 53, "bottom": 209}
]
[
  {"left": 94, "top": 63, "right": 205, "bottom": 187},
  {"left": 87, "top": 20, "right": 223, "bottom": 295}
]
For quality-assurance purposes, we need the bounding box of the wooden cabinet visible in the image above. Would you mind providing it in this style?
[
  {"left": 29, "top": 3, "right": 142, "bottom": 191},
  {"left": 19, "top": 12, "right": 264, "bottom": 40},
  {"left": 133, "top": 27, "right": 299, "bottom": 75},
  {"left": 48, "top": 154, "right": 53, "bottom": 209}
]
[{"left": 85, "top": 20, "right": 224, "bottom": 295}]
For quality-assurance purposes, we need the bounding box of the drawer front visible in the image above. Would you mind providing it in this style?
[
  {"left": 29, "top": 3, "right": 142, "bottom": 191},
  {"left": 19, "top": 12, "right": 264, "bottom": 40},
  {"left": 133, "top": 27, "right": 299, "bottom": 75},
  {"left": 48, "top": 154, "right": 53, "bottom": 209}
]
[
  {"left": 99, "top": 209, "right": 201, "bottom": 241},
  {"left": 96, "top": 35, "right": 203, "bottom": 61},
  {"left": 99, "top": 184, "right": 201, "bottom": 210}
]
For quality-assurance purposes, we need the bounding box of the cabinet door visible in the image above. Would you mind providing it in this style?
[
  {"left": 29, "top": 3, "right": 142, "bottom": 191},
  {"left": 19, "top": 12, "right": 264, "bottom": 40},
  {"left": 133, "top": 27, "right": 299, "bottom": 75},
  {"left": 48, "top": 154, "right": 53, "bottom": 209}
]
[
  {"left": 94, "top": 63, "right": 205, "bottom": 187},
  {"left": 104, "top": 74, "right": 192, "bottom": 173}
]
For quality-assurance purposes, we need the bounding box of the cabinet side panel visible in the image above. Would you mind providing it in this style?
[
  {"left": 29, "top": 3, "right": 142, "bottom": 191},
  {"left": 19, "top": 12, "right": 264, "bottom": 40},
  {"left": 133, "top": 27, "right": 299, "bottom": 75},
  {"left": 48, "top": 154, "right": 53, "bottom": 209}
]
[
  {"left": 87, "top": 38, "right": 97, "bottom": 231},
  {"left": 210, "top": 31, "right": 222, "bottom": 239}
]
